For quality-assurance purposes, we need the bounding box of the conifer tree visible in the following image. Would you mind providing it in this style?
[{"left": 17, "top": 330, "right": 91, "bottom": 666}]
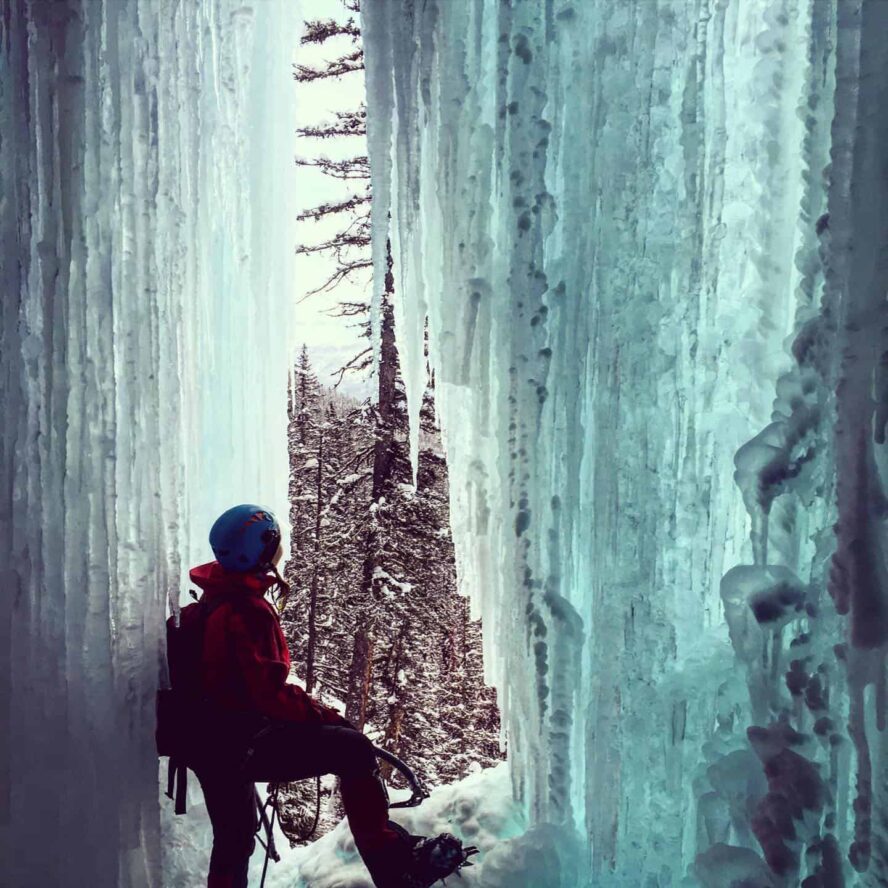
[
  {"left": 281, "top": 348, "right": 503, "bottom": 841},
  {"left": 284, "top": 345, "right": 321, "bottom": 678},
  {"left": 345, "top": 258, "right": 411, "bottom": 730}
]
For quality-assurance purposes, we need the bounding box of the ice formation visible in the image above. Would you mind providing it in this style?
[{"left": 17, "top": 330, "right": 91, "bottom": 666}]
[
  {"left": 5, "top": 0, "right": 888, "bottom": 885},
  {"left": 1, "top": 2, "right": 297, "bottom": 884},
  {"left": 363, "top": 0, "right": 888, "bottom": 885}
]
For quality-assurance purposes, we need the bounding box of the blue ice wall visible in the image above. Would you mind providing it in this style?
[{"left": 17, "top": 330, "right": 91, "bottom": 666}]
[
  {"left": 0, "top": 2, "right": 297, "bottom": 884},
  {"left": 363, "top": 0, "right": 888, "bottom": 884}
]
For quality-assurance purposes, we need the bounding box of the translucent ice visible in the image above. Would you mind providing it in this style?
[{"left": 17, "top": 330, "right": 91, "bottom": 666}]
[
  {"left": 1, "top": 2, "right": 297, "bottom": 884},
  {"left": 363, "top": 0, "right": 888, "bottom": 884}
]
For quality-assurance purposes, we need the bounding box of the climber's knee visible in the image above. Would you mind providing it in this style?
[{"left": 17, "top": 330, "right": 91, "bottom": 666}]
[{"left": 335, "top": 727, "right": 378, "bottom": 776}]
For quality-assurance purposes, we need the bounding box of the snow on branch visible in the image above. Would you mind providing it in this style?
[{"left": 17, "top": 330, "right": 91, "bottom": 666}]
[
  {"left": 297, "top": 108, "right": 367, "bottom": 139},
  {"left": 295, "top": 214, "right": 371, "bottom": 257},
  {"left": 294, "top": 155, "right": 370, "bottom": 180},
  {"left": 297, "top": 194, "right": 371, "bottom": 222},
  {"left": 301, "top": 17, "right": 361, "bottom": 46},
  {"left": 294, "top": 49, "right": 364, "bottom": 83}
]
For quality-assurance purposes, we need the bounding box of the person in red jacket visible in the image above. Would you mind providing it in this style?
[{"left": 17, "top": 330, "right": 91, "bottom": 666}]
[{"left": 192, "top": 504, "right": 410, "bottom": 888}]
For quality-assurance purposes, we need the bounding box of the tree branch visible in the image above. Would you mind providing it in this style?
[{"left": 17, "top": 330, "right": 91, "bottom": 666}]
[
  {"left": 297, "top": 260, "right": 373, "bottom": 301},
  {"left": 294, "top": 49, "right": 364, "bottom": 83},
  {"left": 334, "top": 347, "right": 374, "bottom": 388},
  {"left": 295, "top": 214, "right": 371, "bottom": 256},
  {"left": 297, "top": 109, "right": 366, "bottom": 140},
  {"left": 328, "top": 300, "right": 370, "bottom": 318},
  {"left": 301, "top": 18, "right": 361, "bottom": 46},
  {"left": 297, "top": 194, "right": 371, "bottom": 222},
  {"left": 295, "top": 235, "right": 370, "bottom": 258},
  {"left": 294, "top": 155, "right": 370, "bottom": 180}
]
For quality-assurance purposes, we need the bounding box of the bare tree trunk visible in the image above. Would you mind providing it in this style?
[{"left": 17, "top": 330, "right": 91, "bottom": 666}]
[
  {"left": 372, "top": 246, "right": 398, "bottom": 499},
  {"left": 345, "top": 627, "right": 373, "bottom": 727},
  {"left": 345, "top": 241, "right": 398, "bottom": 727},
  {"left": 379, "top": 703, "right": 406, "bottom": 782},
  {"left": 379, "top": 626, "right": 407, "bottom": 781},
  {"left": 306, "top": 427, "right": 324, "bottom": 693}
]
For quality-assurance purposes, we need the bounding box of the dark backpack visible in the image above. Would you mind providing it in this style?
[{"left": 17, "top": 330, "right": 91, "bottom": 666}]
[{"left": 156, "top": 591, "right": 234, "bottom": 812}]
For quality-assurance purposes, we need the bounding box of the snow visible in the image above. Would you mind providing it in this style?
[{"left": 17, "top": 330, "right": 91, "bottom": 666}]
[
  {"left": 362, "top": 0, "right": 888, "bottom": 884},
  {"left": 372, "top": 565, "right": 413, "bottom": 595},
  {"left": 250, "top": 762, "right": 524, "bottom": 888},
  {"left": 165, "top": 762, "right": 523, "bottom": 888}
]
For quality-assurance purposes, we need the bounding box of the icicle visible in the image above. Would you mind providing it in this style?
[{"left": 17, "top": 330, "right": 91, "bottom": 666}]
[{"left": 360, "top": 0, "right": 395, "bottom": 401}]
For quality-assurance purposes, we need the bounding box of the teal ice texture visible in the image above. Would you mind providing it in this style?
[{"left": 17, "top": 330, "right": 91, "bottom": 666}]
[{"left": 362, "top": 0, "right": 888, "bottom": 885}]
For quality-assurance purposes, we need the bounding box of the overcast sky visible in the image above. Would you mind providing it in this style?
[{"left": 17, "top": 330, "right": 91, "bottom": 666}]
[{"left": 290, "top": 0, "right": 373, "bottom": 399}]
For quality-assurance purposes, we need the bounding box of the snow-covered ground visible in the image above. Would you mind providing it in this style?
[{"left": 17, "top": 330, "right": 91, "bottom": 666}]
[{"left": 165, "top": 762, "right": 527, "bottom": 888}]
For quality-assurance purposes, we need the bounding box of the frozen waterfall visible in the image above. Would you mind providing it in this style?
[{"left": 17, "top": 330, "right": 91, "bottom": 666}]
[
  {"left": 1, "top": 2, "right": 297, "bottom": 884},
  {"left": 363, "top": 0, "right": 888, "bottom": 885}
]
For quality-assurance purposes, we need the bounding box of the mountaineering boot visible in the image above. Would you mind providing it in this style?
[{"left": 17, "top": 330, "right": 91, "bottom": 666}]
[
  {"left": 360, "top": 821, "right": 418, "bottom": 888},
  {"left": 363, "top": 820, "right": 478, "bottom": 888}
]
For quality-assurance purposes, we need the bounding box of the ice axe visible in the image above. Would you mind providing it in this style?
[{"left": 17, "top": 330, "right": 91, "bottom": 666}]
[{"left": 373, "top": 744, "right": 431, "bottom": 808}]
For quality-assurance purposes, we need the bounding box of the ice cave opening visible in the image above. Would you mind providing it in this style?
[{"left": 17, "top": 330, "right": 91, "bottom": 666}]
[{"left": 3, "top": 1, "right": 888, "bottom": 887}]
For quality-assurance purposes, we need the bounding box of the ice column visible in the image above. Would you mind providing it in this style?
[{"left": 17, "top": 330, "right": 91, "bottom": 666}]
[
  {"left": 0, "top": 2, "right": 297, "bottom": 885},
  {"left": 364, "top": 0, "right": 888, "bottom": 884}
]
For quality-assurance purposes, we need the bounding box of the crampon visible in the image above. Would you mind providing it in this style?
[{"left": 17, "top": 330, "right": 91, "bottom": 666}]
[{"left": 403, "top": 832, "right": 479, "bottom": 887}]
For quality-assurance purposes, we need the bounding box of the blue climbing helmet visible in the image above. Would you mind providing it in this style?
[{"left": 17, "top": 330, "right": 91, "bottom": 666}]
[{"left": 209, "top": 504, "right": 281, "bottom": 573}]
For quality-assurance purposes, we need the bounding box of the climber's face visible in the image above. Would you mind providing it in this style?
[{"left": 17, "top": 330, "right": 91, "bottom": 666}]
[{"left": 272, "top": 542, "right": 284, "bottom": 567}]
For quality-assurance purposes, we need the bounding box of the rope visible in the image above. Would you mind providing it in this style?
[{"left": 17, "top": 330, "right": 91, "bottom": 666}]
[
  {"left": 255, "top": 775, "right": 321, "bottom": 888},
  {"left": 294, "top": 775, "right": 323, "bottom": 843},
  {"left": 256, "top": 784, "right": 281, "bottom": 888}
]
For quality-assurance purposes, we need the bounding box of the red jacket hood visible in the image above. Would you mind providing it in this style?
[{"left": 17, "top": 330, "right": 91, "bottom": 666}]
[
  {"left": 189, "top": 561, "right": 278, "bottom": 598},
  {"left": 189, "top": 561, "right": 347, "bottom": 727}
]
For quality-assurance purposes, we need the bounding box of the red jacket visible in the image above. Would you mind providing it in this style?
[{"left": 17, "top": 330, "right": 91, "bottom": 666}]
[{"left": 190, "top": 561, "right": 346, "bottom": 725}]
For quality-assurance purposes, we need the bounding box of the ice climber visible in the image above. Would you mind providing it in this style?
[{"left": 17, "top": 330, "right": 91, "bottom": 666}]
[{"left": 167, "top": 504, "right": 471, "bottom": 888}]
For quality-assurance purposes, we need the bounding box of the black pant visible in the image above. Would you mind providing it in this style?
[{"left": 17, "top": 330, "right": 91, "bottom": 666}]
[{"left": 196, "top": 723, "right": 402, "bottom": 888}]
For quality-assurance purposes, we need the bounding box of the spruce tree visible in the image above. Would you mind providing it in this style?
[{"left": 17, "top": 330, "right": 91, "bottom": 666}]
[{"left": 283, "top": 344, "right": 321, "bottom": 678}]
